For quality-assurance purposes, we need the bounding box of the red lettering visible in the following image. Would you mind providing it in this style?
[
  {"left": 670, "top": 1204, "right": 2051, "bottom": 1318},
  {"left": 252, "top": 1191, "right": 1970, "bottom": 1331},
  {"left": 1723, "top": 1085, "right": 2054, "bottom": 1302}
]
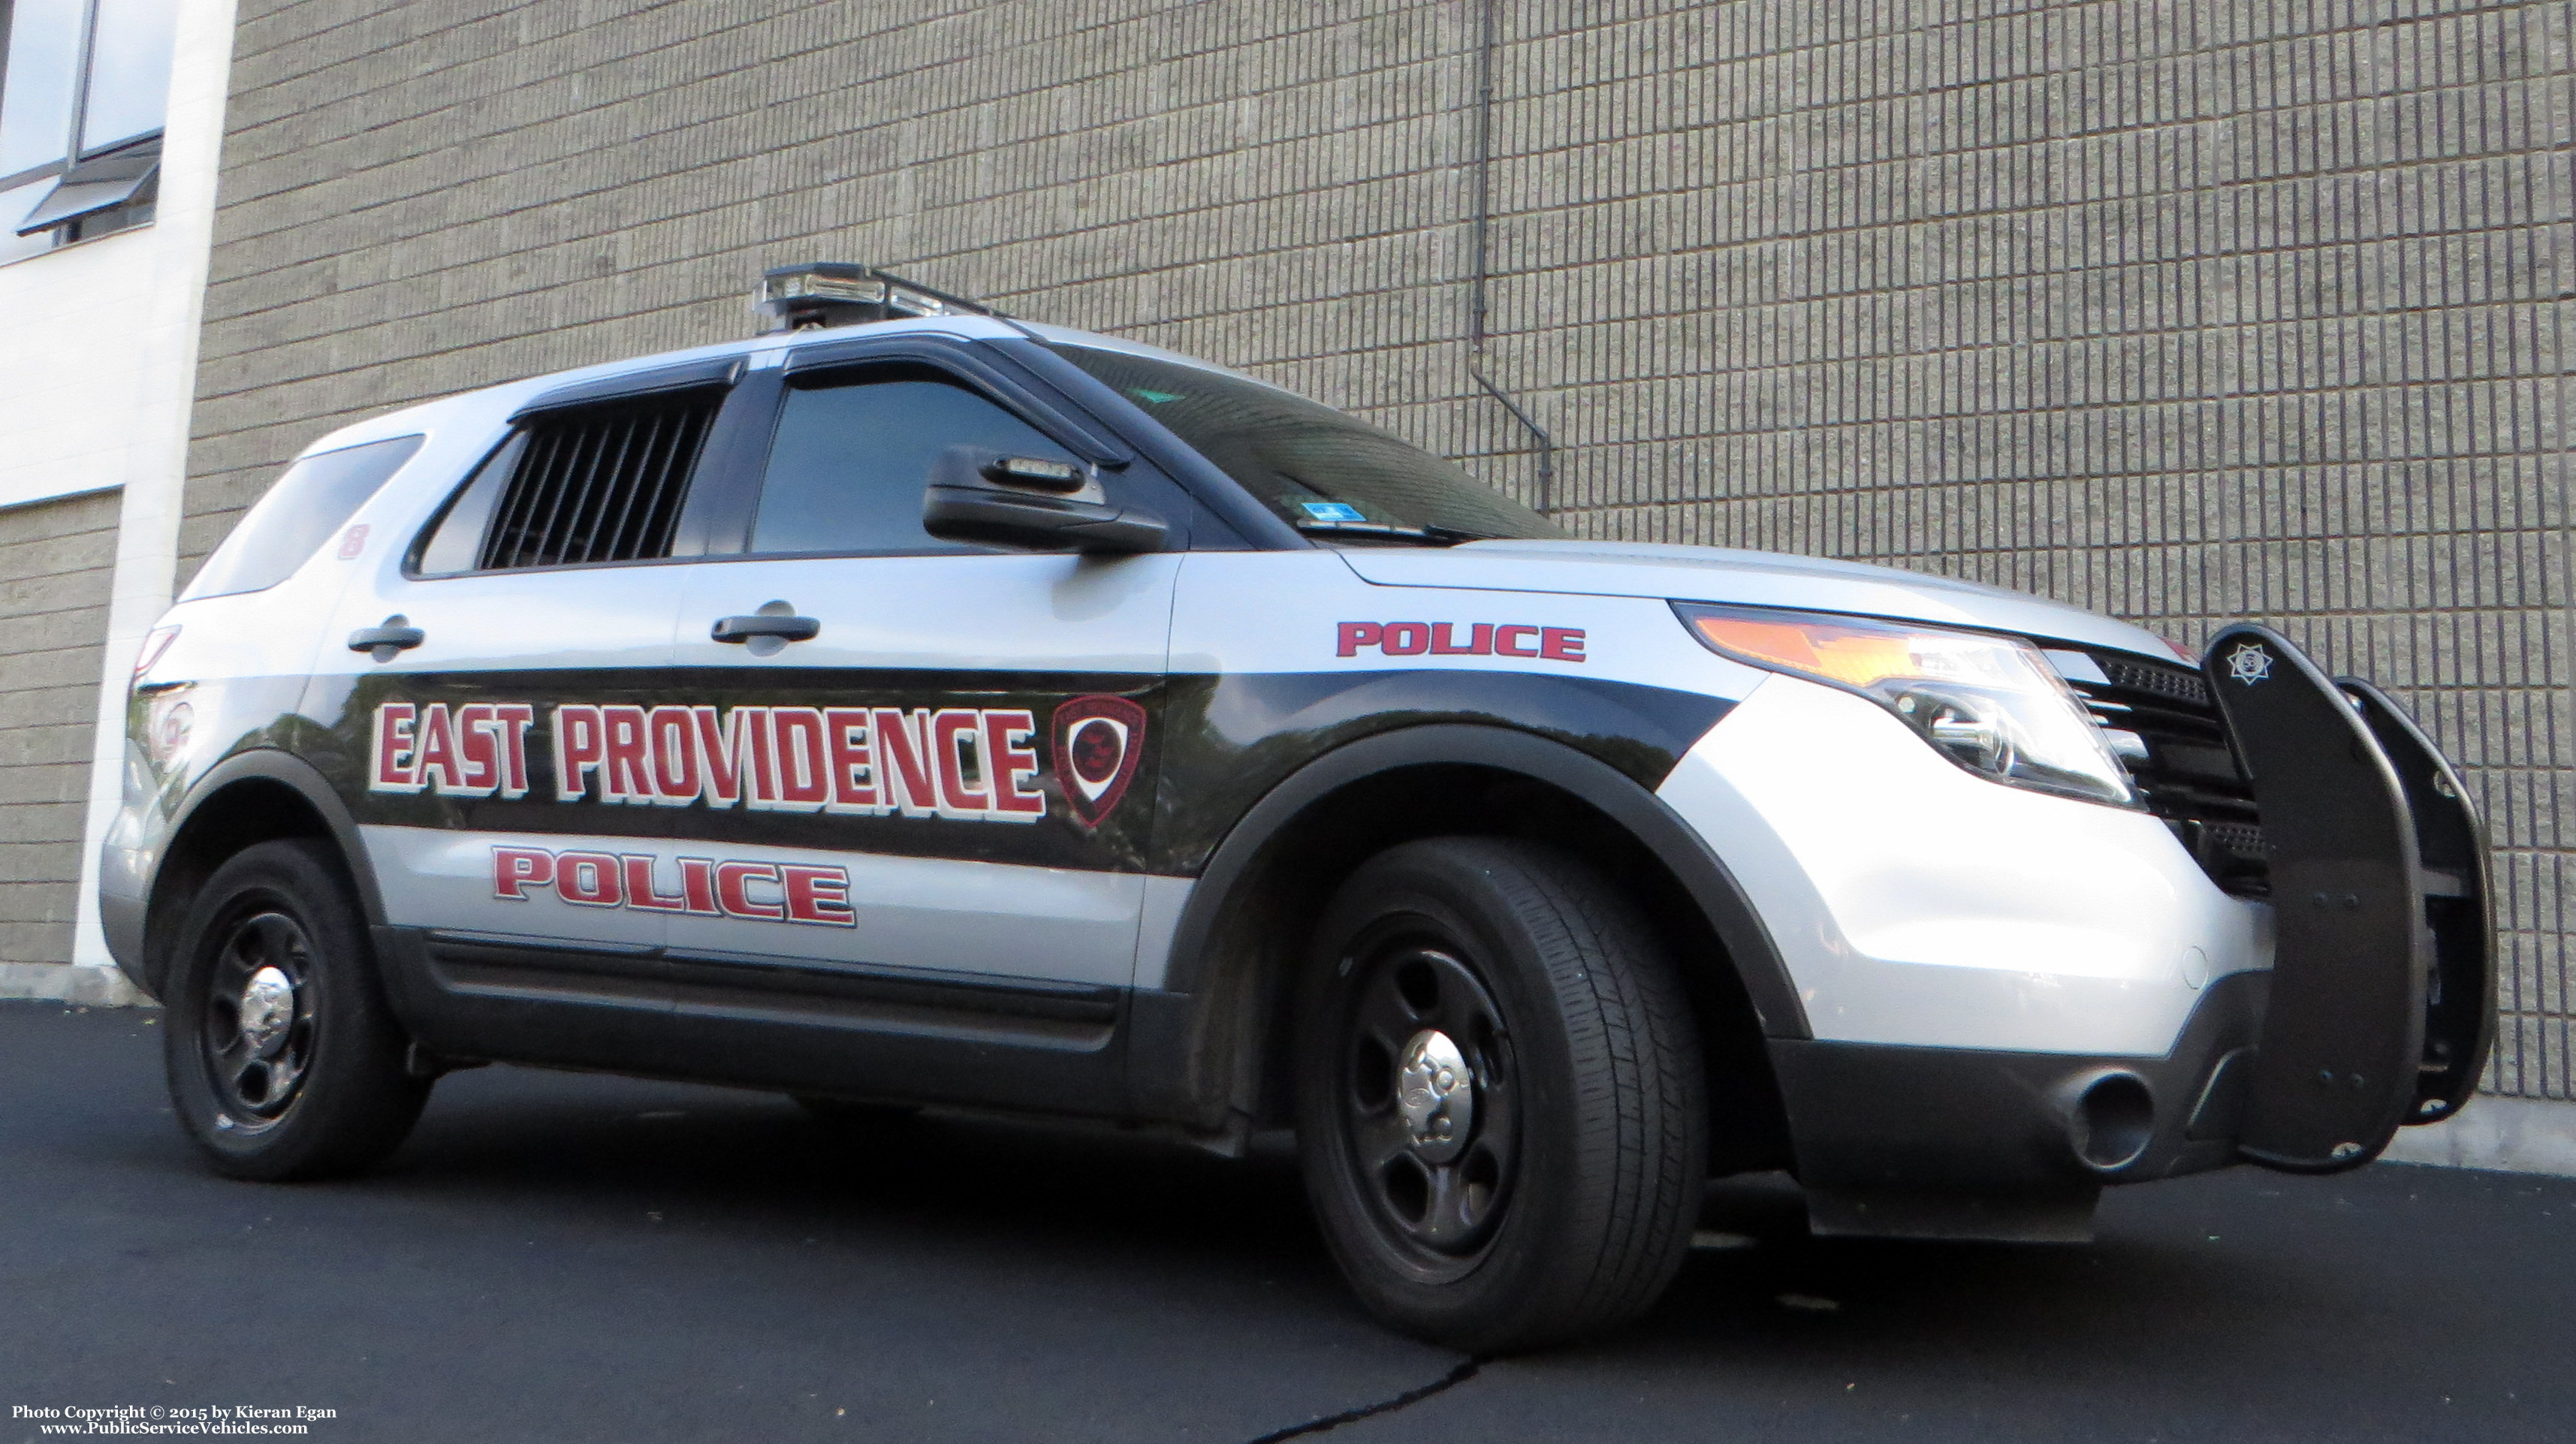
[
  {"left": 694, "top": 706, "right": 754, "bottom": 808},
  {"left": 825, "top": 707, "right": 878, "bottom": 812},
  {"left": 1431, "top": 623, "right": 1489, "bottom": 656},
  {"left": 873, "top": 708, "right": 937, "bottom": 815},
  {"left": 371, "top": 704, "right": 420, "bottom": 792},
  {"left": 1337, "top": 622, "right": 1382, "bottom": 656},
  {"left": 1382, "top": 622, "right": 1430, "bottom": 656},
  {"left": 601, "top": 704, "right": 653, "bottom": 803},
  {"left": 494, "top": 704, "right": 535, "bottom": 797},
  {"left": 715, "top": 861, "right": 783, "bottom": 920},
  {"left": 1495, "top": 625, "right": 1540, "bottom": 658},
  {"left": 984, "top": 710, "right": 1044, "bottom": 818},
  {"left": 552, "top": 705, "right": 605, "bottom": 800},
  {"left": 677, "top": 857, "right": 721, "bottom": 915},
  {"left": 621, "top": 855, "right": 688, "bottom": 912},
  {"left": 1540, "top": 626, "right": 1586, "bottom": 662},
  {"left": 780, "top": 864, "right": 856, "bottom": 927},
  {"left": 647, "top": 706, "right": 700, "bottom": 804},
  {"left": 744, "top": 709, "right": 781, "bottom": 806},
  {"left": 556, "top": 850, "right": 623, "bottom": 906},
  {"left": 933, "top": 709, "right": 991, "bottom": 814},
  {"left": 453, "top": 704, "right": 499, "bottom": 794},
  {"left": 771, "top": 707, "right": 830, "bottom": 808},
  {"left": 492, "top": 847, "right": 554, "bottom": 899},
  {"left": 413, "top": 704, "right": 461, "bottom": 792}
]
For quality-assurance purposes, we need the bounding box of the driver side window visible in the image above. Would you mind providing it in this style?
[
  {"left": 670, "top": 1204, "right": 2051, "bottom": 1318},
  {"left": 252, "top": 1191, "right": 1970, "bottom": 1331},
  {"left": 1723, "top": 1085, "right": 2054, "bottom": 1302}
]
[{"left": 750, "top": 370, "right": 1076, "bottom": 556}]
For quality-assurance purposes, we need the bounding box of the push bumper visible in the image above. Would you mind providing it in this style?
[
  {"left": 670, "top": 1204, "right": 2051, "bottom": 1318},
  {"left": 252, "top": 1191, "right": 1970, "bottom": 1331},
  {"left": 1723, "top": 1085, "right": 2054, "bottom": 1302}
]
[
  {"left": 1759, "top": 626, "right": 2494, "bottom": 1237},
  {"left": 2202, "top": 625, "right": 2494, "bottom": 1170}
]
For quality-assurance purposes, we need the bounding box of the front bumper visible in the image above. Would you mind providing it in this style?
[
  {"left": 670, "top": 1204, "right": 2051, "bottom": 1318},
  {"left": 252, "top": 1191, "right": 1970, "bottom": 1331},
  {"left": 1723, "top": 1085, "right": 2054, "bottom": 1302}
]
[
  {"left": 1662, "top": 625, "right": 2493, "bottom": 1229},
  {"left": 1772, "top": 969, "right": 2264, "bottom": 1241}
]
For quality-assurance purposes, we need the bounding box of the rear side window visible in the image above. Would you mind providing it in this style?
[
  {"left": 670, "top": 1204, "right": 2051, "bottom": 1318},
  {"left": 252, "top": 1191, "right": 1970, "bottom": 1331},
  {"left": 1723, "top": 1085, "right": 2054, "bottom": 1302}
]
[
  {"left": 181, "top": 435, "right": 426, "bottom": 600},
  {"left": 415, "top": 390, "right": 720, "bottom": 574},
  {"left": 747, "top": 369, "right": 1072, "bottom": 556}
]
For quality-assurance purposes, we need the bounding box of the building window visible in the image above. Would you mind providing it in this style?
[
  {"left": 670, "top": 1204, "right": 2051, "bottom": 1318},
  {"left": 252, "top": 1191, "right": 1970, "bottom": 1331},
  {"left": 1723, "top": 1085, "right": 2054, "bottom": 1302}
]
[{"left": 0, "top": 0, "right": 173, "bottom": 263}]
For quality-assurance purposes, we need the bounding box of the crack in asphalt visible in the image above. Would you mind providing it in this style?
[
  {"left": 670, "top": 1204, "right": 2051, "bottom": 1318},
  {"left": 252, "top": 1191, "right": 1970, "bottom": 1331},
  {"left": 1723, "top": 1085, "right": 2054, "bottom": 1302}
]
[{"left": 1242, "top": 1357, "right": 1484, "bottom": 1443}]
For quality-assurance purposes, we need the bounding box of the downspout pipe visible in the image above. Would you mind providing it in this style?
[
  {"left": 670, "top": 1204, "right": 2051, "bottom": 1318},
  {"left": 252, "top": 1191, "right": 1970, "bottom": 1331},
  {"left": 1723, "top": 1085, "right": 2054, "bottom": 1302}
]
[{"left": 1467, "top": 0, "right": 1558, "bottom": 515}]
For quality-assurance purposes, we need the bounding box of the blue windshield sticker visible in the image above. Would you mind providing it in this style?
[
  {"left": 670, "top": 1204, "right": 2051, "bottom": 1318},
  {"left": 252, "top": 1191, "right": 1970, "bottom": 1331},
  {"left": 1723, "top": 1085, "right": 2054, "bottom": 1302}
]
[{"left": 1301, "top": 502, "right": 1367, "bottom": 523}]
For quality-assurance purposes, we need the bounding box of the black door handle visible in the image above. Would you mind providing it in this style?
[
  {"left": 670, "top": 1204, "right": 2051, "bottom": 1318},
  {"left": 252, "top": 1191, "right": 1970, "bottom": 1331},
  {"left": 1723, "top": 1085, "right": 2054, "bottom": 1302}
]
[
  {"left": 348, "top": 616, "right": 425, "bottom": 660},
  {"left": 710, "top": 613, "right": 820, "bottom": 644}
]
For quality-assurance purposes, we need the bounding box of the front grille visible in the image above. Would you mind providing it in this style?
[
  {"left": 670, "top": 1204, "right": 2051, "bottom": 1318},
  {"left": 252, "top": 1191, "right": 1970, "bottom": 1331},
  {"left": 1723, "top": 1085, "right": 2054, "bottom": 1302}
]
[{"left": 2068, "top": 653, "right": 2269, "bottom": 897}]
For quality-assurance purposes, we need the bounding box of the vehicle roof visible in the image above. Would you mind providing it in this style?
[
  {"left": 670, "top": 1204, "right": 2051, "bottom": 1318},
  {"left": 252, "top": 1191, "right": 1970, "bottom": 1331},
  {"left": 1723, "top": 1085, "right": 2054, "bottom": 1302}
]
[{"left": 294, "top": 315, "right": 1262, "bottom": 462}]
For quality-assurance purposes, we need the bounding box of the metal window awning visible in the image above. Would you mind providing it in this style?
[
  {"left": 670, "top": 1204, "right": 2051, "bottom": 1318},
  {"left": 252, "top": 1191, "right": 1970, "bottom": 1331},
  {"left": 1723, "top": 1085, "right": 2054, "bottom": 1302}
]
[{"left": 14, "top": 148, "right": 159, "bottom": 237}]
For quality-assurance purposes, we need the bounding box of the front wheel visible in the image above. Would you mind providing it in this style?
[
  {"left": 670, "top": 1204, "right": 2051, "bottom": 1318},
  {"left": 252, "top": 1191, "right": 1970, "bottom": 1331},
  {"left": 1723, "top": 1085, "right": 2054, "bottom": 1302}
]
[
  {"left": 1294, "top": 837, "right": 1706, "bottom": 1352},
  {"left": 163, "top": 839, "right": 430, "bottom": 1180}
]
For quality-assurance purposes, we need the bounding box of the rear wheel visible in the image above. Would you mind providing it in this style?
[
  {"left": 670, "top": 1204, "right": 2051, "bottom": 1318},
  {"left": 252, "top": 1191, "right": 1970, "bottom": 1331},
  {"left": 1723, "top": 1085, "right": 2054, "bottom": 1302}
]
[
  {"left": 163, "top": 840, "right": 429, "bottom": 1180},
  {"left": 1294, "top": 837, "right": 1706, "bottom": 1351}
]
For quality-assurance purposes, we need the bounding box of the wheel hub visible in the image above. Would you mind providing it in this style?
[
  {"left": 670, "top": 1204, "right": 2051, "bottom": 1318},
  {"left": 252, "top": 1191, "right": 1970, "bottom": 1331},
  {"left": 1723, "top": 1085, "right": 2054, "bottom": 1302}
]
[
  {"left": 1396, "top": 1029, "right": 1474, "bottom": 1163},
  {"left": 237, "top": 966, "right": 297, "bottom": 1054}
]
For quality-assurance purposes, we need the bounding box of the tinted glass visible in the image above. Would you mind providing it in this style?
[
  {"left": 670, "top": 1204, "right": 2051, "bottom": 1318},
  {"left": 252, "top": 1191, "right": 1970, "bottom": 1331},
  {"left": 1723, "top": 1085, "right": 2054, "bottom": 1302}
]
[
  {"left": 79, "top": 0, "right": 176, "bottom": 153},
  {"left": 411, "top": 433, "right": 523, "bottom": 577},
  {"left": 0, "top": 0, "right": 84, "bottom": 178},
  {"left": 182, "top": 435, "right": 426, "bottom": 599},
  {"left": 750, "top": 373, "right": 1068, "bottom": 556},
  {"left": 1049, "top": 344, "right": 1558, "bottom": 542}
]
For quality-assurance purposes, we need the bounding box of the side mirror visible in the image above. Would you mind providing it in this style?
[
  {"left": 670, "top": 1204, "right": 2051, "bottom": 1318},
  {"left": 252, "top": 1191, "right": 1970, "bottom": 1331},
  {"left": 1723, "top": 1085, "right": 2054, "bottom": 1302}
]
[{"left": 922, "top": 447, "right": 1167, "bottom": 555}]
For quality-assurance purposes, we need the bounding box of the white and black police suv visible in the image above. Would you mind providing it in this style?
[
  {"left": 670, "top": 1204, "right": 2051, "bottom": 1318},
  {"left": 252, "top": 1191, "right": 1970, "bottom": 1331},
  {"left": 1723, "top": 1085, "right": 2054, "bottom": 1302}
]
[{"left": 104, "top": 264, "right": 2493, "bottom": 1349}]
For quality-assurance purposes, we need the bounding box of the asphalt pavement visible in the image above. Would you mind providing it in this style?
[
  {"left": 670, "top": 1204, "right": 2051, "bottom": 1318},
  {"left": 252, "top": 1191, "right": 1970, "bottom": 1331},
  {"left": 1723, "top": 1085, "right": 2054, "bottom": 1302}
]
[{"left": 4, "top": 999, "right": 2570, "bottom": 1443}]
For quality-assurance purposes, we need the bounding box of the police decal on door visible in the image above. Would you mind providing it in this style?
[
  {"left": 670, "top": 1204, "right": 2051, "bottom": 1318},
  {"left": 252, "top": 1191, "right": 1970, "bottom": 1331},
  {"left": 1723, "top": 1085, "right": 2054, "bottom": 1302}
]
[{"left": 366, "top": 694, "right": 1146, "bottom": 826}]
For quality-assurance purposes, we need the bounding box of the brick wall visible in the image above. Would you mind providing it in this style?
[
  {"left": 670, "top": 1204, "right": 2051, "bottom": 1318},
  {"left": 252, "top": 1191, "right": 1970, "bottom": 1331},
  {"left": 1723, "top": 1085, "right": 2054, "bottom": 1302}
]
[
  {"left": 189, "top": 0, "right": 2574, "bottom": 1096},
  {"left": 0, "top": 490, "right": 119, "bottom": 970}
]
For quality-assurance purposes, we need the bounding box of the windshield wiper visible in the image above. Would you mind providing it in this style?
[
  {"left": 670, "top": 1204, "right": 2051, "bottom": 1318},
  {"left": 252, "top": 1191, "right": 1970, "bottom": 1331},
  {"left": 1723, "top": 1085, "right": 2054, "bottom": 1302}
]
[{"left": 1292, "top": 520, "right": 1492, "bottom": 546}]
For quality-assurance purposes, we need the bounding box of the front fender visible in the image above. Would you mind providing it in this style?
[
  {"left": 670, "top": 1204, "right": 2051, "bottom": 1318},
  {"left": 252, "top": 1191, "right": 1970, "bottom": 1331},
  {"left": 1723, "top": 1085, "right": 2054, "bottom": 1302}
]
[{"left": 1128, "top": 721, "right": 1806, "bottom": 1130}]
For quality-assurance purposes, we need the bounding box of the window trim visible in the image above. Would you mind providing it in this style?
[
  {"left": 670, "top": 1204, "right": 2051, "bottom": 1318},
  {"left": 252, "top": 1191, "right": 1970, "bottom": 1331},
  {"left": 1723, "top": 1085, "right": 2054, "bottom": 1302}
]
[
  {"left": 719, "top": 348, "right": 1154, "bottom": 563},
  {"left": 0, "top": 0, "right": 170, "bottom": 245},
  {"left": 404, "top": 380, "right": 734, "bottom": 580}
]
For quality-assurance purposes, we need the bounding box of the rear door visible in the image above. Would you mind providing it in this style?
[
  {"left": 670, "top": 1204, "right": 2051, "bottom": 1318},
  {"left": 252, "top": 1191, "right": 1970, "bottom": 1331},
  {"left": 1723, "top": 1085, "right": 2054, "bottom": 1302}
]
[
  {"left": 309, "top": 359, "right": 751, "bottom": 1066},
  {"left": 651, "top": 341, "right": 1194, "bottom": 1109}
]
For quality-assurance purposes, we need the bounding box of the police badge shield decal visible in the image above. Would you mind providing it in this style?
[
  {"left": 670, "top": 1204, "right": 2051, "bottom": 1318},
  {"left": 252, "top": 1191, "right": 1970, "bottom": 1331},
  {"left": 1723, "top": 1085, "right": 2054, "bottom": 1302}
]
[{"left": 1052, "top": 695, "right": 1148, "bottom": 828}]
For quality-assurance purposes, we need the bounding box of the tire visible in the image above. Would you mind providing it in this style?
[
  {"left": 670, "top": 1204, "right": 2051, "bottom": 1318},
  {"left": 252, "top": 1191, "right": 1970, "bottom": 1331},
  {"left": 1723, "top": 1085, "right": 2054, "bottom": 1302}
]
[
  {"left": 163, "top": 839, "right": 430, "bottom": 1181},
  {"left": 1294, "top": 837, "right": 1706, "bottom": 1352}
]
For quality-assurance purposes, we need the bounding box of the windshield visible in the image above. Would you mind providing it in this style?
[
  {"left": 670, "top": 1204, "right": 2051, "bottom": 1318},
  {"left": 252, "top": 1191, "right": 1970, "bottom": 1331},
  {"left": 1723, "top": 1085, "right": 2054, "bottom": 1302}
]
[{"left": 1049, "top": 344, "right": 1559, "bottom": 544}]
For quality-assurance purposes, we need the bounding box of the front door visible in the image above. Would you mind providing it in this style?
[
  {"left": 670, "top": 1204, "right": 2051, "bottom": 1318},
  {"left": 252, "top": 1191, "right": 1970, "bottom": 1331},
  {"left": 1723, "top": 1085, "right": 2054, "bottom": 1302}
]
[{"left": 653, "top": 356, "right": 1187, "bottom": 1109}]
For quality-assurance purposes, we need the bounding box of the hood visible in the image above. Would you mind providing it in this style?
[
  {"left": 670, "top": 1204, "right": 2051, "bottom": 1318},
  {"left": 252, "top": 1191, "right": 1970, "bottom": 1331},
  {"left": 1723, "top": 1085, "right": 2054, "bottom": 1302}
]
[{"left": 1335, "top": 540, "right": 2188, "bottom": 662}]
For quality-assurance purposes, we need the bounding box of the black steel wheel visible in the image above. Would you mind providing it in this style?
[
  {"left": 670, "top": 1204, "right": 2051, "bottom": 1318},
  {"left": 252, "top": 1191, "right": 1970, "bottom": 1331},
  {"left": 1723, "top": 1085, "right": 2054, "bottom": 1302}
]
[
  {"left": 198, "top": 909, "right": 320, "bottom": 1126},
  {"left": 164, "top": 839, "right": 429, "bottom": 1180},
  {"left": 1330, "top": 938, "right": 1519, "bottom": 1271},
  {"left": 1295, "top": 837, "right": 1706, "bottom": 1352}
]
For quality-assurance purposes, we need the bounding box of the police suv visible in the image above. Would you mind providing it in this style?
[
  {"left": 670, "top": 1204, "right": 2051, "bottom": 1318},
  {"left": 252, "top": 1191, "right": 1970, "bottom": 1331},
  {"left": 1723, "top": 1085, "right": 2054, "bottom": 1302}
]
[{"left": 105, "top": 265, "right": 2493, "bottom": 1350}]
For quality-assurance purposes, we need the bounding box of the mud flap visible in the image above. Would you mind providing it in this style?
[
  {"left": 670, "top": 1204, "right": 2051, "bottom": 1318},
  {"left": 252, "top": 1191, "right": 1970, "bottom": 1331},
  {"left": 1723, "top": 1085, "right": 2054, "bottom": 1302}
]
[
  {"left": 2335, "top": 678, "right": 2497, "bottom": 1124},
  {"left": 2203, "top": 626, "right": 2433, "bottom": 1171}
]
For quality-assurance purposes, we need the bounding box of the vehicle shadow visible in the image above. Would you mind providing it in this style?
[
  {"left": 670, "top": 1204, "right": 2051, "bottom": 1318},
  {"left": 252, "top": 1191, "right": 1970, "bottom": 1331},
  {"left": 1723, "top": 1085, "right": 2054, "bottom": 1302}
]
[{"left": 378, "top": 1066, "right": 1332, "bottom": 1280}]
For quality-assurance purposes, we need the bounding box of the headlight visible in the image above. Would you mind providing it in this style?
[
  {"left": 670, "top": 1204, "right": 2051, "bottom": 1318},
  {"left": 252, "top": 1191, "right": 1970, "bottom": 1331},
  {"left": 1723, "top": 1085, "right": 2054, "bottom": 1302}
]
[{"left": 1674, "top": 603, "right": 2135, "bottom": 806}]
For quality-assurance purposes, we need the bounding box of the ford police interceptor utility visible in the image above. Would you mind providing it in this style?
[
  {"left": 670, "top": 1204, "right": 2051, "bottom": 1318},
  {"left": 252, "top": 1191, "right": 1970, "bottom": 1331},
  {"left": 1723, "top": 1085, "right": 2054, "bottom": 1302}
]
[{"left": 104, "top": 264, "right": 2493, "bottom": 1349}]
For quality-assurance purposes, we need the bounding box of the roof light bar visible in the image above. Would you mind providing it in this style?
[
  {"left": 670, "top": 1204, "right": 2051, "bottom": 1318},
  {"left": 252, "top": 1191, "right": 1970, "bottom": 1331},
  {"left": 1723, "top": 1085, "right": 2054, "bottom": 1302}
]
[{"left": 753, "top": 262, "right": 999, "bottom": 333}]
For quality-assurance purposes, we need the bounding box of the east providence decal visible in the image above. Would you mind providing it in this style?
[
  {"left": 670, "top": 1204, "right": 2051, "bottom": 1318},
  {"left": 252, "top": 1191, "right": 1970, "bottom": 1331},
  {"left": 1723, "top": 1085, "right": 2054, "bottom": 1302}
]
[{"left": 367, "top": 697, "right": 1148, "bottom": 827}]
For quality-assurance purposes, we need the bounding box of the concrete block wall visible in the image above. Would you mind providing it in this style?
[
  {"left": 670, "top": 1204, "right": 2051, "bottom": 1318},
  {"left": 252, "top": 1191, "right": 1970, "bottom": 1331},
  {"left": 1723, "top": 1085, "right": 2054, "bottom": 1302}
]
[
  {"left": 188, "top": 0, "right": 2573, "bottom": 1099},
  {"left": 0, "top": 490, "right": 119, "bottom": 985}
]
